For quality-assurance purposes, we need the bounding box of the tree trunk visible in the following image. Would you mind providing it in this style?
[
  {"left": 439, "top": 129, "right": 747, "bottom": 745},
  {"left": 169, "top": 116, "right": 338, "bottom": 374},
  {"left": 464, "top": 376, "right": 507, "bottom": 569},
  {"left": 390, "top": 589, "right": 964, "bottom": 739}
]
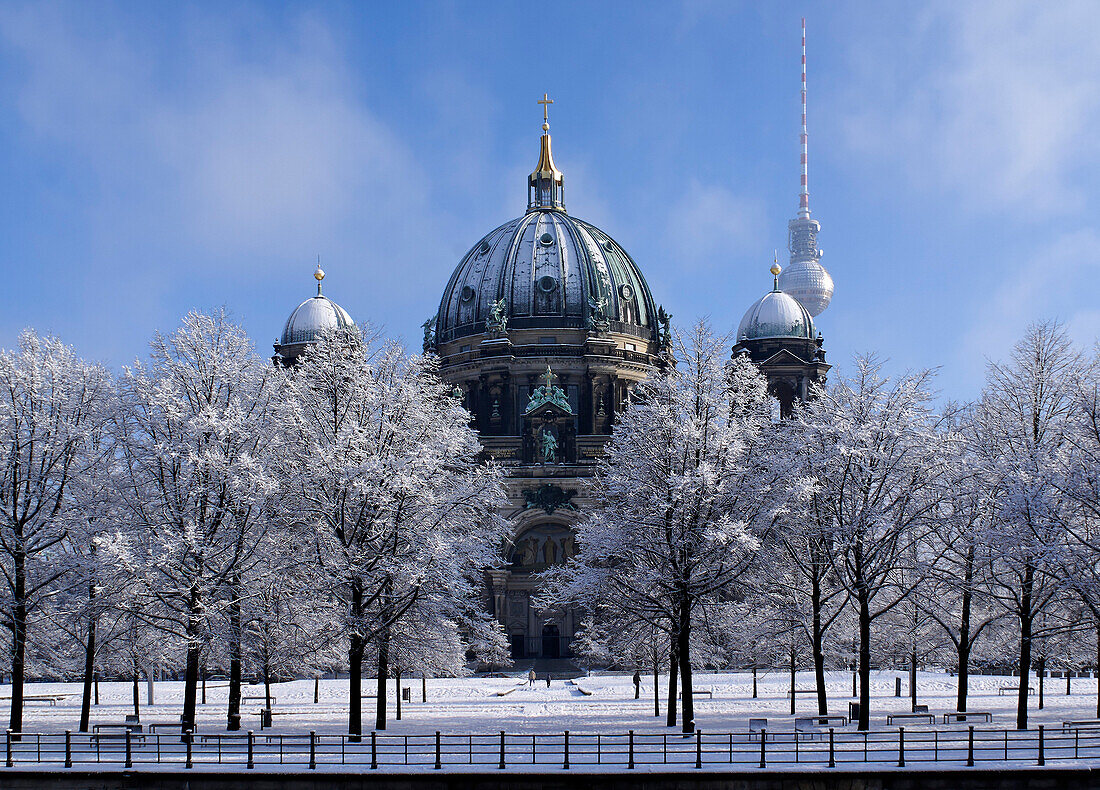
[
  {"left": 181, "top": 584, "right": 202, "bottom": 732},
  {"left": 131, "top": 656, "right": 140, "bottom": 720},
  {"left": 956, "top": 635, "right": 971, "bottom": 713},
  {"left": 227, "top": 580, "right": 242, "bottom": 731},
  {"left": 789, "top": 648, "right": 796, "bottom": 715},
  {"left": 348, "top": 634, "right": 364, "bottom": 739},
  {"left": 376, "top": 629, "right": 389, "bottom": 731},
  {"left": 677, "top": 599, "right": 694, "bottom": 735},
  {"left": 422, "top": 674, "right": 427, "bottom": 703},
  {"left": 1038, "top": 655, "right": 1045, "bottom": 710},
  {"left": 653, "top": 659, "right": 660, "bottom": 717},
  {"left": 263, "top": 661, "right": 272, "bottom": 710},
  {"left": 146, "top": 666, "right": 154, "bottom": 707},
  {"left": 1016, "top": 566, "right": 1034, "bottom": 730},
  {"left": 811, "top": 567, "right": 828, "bottom": 715},
  {"left": 857, "top": 588, "right": 872, "bottom": 731},
  {"left": 79, "top": 586, "right": 96, "bottom": 732},
  {"left": 1096, "top": 617, "right": 1100, "bottom": 718},
  {"left": 395, "top": 668, "right": 402, "bottom": 721},
  {"left": 9, "top": 546, "right": 27, "bottom": 734},
  {"left": 665, "top": 636, "right": 678, "bottom": 728},
  {"left": 910, "top": 647, "right": 918, "bottom": 712}
]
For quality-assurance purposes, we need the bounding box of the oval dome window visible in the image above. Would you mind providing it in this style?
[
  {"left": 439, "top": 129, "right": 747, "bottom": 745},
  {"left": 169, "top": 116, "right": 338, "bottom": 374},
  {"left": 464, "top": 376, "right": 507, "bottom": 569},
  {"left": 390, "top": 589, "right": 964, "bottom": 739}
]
[
  {"left": 539, "top": 232, "right": 555, "bottom": 246},
  {"left": 478, "top": 240, "right": 491, "bottom": 255},
  {"left": 537, "top": 275, "right": 558, "bottom": 293},
  {"left": 619, "top": 283, "right": 635, "bottom": 300},
  {"left": 460, "top": 285, "right": 476, "bottom": 302}
]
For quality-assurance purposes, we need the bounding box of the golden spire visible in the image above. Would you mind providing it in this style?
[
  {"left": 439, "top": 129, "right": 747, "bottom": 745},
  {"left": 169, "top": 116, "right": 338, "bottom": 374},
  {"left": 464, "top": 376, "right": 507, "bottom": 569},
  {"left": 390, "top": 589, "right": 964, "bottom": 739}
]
[
  {"left": 771, "top": 251, "right": 782, "bottom": 290},
  {"left": 314, "top": 256, "right": 325, "bottom": 296},
  {"left": 529, "top": 93, "right": 565, "bottom": 211}
]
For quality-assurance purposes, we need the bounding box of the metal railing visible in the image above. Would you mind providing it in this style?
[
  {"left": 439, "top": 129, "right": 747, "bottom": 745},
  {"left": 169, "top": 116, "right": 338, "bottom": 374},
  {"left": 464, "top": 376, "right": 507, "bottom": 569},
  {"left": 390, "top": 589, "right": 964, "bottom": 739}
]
[{"left": 2, "top": 725, "right": 1098, "bottom": 771}]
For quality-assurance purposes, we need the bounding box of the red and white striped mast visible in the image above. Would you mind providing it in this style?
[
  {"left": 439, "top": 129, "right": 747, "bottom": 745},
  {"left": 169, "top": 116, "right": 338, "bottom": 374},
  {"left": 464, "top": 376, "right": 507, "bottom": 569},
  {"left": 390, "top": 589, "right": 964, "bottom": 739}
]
[{"left": 798, "top": 17, "right": 810, "bottom": 219}]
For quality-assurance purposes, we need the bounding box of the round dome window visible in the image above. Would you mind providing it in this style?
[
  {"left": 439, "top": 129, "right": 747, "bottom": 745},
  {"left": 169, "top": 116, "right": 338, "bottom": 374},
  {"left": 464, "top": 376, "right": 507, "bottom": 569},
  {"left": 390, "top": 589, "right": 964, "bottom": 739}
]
[
  {"left": 478, "top": 240, "right": 491, "bottom": 255},
  {"left": 460, "top": 285, "right": 476, "bottom": 302},
  {"left": 619, "top": 283, "right": 635, "bottom": 300},
  {"left": 539, "top": 232, "right": 555, "bottom": 246},
  {"left": 537, "top": 275, "right": 558, "bottom": 293},
  {"left": 602, "top": 239, "right": 615, "bottom": 251}
]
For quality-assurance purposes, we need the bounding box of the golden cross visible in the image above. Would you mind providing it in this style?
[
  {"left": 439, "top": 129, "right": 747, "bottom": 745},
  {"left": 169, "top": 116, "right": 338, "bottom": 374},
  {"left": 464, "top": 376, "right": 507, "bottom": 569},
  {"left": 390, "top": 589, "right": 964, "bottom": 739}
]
[
  {"left": 544, "top": 364, "right": 555, "bottom": 390},
  {"left": 538, "top": 93, "right": 554, "bottom": 123}
]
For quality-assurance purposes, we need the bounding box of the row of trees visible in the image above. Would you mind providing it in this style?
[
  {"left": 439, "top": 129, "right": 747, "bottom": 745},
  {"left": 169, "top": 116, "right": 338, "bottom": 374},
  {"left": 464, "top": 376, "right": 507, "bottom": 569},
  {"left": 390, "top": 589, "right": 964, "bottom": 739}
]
[
  {"left": 0, "top": 311, "right": 509, "bottom": 735},
  {"left": 554, "top": 320, "right": 1100, "bottom": 732}
]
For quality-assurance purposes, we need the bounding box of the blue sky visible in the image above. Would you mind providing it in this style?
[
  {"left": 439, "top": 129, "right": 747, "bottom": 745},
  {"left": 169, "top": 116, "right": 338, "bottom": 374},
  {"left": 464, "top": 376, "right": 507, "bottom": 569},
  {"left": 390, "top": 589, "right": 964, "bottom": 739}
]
[{"left": 1, "top": 1, "right": 1097, "bottom": 400}]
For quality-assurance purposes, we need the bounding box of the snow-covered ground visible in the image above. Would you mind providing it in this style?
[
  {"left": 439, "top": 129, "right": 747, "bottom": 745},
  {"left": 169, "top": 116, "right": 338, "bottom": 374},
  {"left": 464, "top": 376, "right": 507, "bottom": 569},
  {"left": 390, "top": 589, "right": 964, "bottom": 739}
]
[
  {"left": 2, "top": 670, "right": 1097, "bottom": 735},
  {"left": 1, "top": 671, "right": 1099, "bottom": 771}
]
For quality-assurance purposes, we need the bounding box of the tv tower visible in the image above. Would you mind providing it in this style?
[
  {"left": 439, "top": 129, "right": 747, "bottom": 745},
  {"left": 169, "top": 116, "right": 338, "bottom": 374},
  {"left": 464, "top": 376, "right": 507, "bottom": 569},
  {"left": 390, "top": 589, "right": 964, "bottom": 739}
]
[{"left": 778, "top": 17, "right": 833, "bottom": 317}]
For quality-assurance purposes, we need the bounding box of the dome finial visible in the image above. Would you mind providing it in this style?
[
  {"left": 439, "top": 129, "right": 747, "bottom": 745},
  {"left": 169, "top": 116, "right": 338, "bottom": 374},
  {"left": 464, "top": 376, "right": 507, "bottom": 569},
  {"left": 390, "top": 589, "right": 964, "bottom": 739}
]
[
  {"left": 771, "top": 251, "right": 782, "bottom": 290},
  {"left": 529, "top": 94, "right": 565, "bottom": 211},
  {"left": 314, "top": 256, "right": 325, "bottom": 296}
]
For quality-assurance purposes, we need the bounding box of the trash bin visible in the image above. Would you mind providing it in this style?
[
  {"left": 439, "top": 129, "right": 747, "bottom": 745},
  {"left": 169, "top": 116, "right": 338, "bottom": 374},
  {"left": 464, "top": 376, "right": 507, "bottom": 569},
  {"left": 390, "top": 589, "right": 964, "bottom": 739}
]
[
  {"left": 402, "top": 687, "right": 411, "bottom": 702},
  {"left": 261, "top": 708, "right": 272, "bottom": 728},
  {"left": 848, "top": 701, "right": 861, "bottom": 721}
]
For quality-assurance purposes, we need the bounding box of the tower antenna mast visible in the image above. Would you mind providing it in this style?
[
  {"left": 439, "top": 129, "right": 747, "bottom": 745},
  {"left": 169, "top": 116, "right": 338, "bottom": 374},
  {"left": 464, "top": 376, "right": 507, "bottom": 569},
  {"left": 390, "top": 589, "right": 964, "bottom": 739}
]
[{"left": 799, "top": 17, "right": 810, "bottom": 218}]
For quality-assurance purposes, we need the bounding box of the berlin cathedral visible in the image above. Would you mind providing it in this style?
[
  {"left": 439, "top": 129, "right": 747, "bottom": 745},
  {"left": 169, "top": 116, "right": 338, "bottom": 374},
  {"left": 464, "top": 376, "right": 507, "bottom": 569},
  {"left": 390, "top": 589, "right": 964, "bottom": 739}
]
[{"left": 272, "top": 78, "right": 833, "bottom": 661}]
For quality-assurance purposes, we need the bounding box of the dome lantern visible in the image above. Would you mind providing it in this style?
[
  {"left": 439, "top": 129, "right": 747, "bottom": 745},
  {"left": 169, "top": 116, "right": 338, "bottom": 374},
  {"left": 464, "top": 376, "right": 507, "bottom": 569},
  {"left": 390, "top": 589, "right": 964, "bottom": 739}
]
[
  {"left": 528, "top": 93, "right": 565, "bottom": 211},
  {"left": 273, "top": 265, "right": 354, "bottom": 366}
]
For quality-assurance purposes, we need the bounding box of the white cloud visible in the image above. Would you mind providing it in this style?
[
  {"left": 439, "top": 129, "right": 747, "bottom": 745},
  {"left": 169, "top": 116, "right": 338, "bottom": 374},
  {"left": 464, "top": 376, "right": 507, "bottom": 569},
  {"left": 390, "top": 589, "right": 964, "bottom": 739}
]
[
  {"left": 664, "top": 180, "right": 765, "bottom": 267},
  {"left": 839, "top": 0, "right": 1100, "bottom": 216}
]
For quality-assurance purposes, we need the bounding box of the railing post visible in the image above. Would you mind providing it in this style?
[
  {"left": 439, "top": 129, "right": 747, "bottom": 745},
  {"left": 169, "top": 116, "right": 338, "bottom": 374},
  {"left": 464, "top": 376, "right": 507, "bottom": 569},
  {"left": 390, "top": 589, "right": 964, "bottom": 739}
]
[
  {"left": 628, "top": 730, "right": 634, "bottom": 769},
  {"left": 498, "top": 731, "right": 505, "bottom": 769},
  {"left": 898, "top": 727, "right": 905, "bottom": 768},
  {"left": 5, "top": 729, "right": 11, "bottom": 767},
  {"left": 759, "top": 728, "right": 766, "bottom": 768},
  {"left": 184, "top": 730, "right": 192, "bottom": 770},
  {"left": 967, "top": 726, "right": 974, "bottom": 767},
  {"left": 247, "top": 731, "right": 254, "bottom": 769},
  {"left": 563, "top": 731, "right": 569, "bottom": 770},
  {"left": 435, "top": 731, "right": 441, "bottom": 770},
  {"left": 370, "top": 731, "right": 377, "bottom": 770},
  {"left": 695, "top": 729, "right": 702, "bottom": 769},
  {"left": 125, "top": 730, "right": 132, "bottom": 768},
  {"left": 65, "top": 731, "right": 72, "bottom": 768},
  {"left": 309, "top": 731, "right": 316, "bottom": 769},
  {"left": 1038, "top": 725, "right": 1045, "bottom": 766},
  {"left": 828, "top": 728, "right": 835, "bottom": 768}
]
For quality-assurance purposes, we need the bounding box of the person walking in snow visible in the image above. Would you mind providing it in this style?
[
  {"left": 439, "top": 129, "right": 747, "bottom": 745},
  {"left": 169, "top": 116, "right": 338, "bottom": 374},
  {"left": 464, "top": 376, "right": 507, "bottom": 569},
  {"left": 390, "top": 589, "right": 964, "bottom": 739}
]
[
  {"left": 544, "top": 673, "right": 551, "bottom": 688},
  {"left": 632, "top": 670, "right": 641, "bottom": 699},
  {"left": 528, "top": 668, "right": 536, "bottom": 686}
]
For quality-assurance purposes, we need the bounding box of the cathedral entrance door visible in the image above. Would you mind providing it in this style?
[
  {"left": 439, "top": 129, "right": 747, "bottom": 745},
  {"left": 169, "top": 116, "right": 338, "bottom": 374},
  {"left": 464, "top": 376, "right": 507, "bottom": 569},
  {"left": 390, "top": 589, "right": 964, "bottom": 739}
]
[{"left": 542, "top": 624, "right": 560, "bottom": 658}]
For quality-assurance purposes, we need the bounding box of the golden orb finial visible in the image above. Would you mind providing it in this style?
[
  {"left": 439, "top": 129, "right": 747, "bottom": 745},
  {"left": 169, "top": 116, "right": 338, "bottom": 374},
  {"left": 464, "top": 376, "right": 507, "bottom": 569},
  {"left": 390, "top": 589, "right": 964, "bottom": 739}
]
[
  {"left": 770, "top": 263, "right": 781, "bottom": 276},
  {"left": 314, "top": 258, "right": 325, "bottom": 295}
]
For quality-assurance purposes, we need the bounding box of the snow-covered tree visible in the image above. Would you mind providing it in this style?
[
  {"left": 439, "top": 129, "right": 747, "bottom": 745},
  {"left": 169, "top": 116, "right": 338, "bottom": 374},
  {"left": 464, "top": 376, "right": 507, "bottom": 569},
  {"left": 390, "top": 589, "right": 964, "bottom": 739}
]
[
  {"left": 791, "top": 356, "right": 953, "bottom": 730},
  {"left": 114, "top": 309, "right": 283, "bottom": 731},
  {"left": 971, "top": 321, "right": 1082, "bottom": 729},
  {"left": 278, "top": 328, "right": 507, "bottom": 736},
  {"left": 0, "top": 330, "right": 113, "bottom": 732},
  {"left": 549, "top": 322, "right": 778, "bottom": 733}
]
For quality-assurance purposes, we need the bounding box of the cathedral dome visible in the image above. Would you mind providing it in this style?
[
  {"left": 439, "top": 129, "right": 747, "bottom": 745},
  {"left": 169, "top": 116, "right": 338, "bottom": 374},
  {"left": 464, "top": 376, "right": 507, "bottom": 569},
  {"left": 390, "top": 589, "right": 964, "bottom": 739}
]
[
  {"left": 737, "top": 265, "right": 816, "bottom": 342},
  {"left": 435, "top": 211, "right": 658, "bottom": 345},
  {"left": 434, "top": 110, "right": 658, "bottom": 348}
]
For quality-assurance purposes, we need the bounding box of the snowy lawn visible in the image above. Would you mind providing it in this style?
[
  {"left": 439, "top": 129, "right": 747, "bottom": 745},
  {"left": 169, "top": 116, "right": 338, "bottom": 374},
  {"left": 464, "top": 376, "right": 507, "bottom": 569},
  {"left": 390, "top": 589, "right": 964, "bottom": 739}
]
[{"left": 2, "top": 670, "right": 1097, "bottom": 736}]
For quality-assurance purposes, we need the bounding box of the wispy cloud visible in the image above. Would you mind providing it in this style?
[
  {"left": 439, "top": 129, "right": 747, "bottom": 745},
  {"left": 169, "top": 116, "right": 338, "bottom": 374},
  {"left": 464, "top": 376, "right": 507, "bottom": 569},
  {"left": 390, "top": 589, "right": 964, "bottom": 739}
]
[{"left": 665, "top": 180, "right": 765, "bottom": 268}]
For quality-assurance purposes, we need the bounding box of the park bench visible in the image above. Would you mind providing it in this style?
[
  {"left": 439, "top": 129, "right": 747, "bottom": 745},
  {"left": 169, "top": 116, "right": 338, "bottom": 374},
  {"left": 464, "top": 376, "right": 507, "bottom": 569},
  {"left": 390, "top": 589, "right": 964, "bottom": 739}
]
[
  {"left": 748, "top": 718, "right": 768, "bottom": 740},
  {"left": 242, "top": 695, "right": 274, "bottom": 705},
  {"left": 786, "top": 689, "right": 818, "bottom": 699},
  {"left": 998, "top": 685, "right": 1035, "bottom": 696},
  {"left": 148, "top": 722, "right": 196, "bottom": 734},
  {"left": 0, "top": 694, "right": 67, "bottom": 706},
  {"left": 886, "top": 712, "right": 935, "bottom": 725},
  {"left": 1062, "top": 720, "right": 1100, "bottom": 732},
  {"left": 794, "top": 717, "right": 827, "bottom": 739},
  {"left": 800, "top": 714, "right": 849, "bottom": 727},
  {"left": 944, "top": 711, "right": 992, "bottom": 724},
  {"left": 677, "top": 688, "right": 714, "bottom": 699},
  {"left": 93, "top": 723, "right": 143, "bottom": 734}
]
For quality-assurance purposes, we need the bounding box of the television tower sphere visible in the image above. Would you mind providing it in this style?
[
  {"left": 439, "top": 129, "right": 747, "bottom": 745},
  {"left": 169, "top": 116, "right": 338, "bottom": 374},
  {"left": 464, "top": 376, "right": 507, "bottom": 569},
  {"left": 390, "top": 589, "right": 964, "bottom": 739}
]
[{"left": 778, "top": 256, "right": 832, "bottom": 317}]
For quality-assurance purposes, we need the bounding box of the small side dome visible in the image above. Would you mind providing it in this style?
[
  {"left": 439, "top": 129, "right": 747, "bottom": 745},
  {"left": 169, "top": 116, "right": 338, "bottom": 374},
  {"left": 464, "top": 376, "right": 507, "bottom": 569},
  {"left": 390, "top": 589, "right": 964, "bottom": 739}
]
[
  {"left": 737, "top": 264, "right": 815, "bottom": 341},
  {"left": 281, "top": 295, "right": 354, "bottom": 346},
  {"left": 274, "top": 266, "right": 355, "bottom": 365}
]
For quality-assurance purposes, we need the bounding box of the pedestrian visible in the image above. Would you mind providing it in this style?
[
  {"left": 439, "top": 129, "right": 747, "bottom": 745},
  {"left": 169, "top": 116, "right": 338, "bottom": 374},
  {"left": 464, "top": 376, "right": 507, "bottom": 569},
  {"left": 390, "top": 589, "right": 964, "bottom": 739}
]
[
  {"left": 545, "top": 673, "right": 551, "bottom": 688},
  {"left": 632, "top": 670, "right": 641, "bottom": 699},
  {"left": 528, "top": 668, "right": 536, "bottom": 687}
]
